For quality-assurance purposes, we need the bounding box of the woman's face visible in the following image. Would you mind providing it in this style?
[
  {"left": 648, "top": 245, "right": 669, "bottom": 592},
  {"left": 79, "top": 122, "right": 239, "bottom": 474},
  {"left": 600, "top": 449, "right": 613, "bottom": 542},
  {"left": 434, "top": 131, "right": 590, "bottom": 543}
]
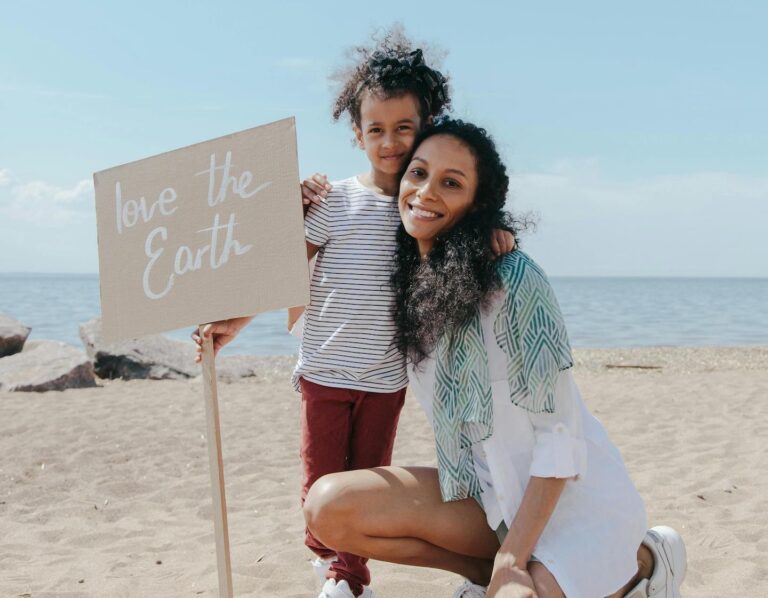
[{"left": 398, "top": 134, "right": 479, "bottom": 255}]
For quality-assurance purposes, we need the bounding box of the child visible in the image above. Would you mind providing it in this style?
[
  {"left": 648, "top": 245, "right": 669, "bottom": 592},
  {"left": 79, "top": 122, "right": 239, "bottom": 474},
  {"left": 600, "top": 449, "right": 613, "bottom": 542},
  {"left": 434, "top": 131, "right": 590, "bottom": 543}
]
[{"left": 195, "top": 28, "right": 514, "bottom": 598}]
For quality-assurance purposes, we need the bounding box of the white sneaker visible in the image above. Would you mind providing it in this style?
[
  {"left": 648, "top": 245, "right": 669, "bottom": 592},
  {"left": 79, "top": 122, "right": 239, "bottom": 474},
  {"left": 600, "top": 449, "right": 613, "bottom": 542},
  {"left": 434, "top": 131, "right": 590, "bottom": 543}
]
[
  {"left": 624, "top": 526, "right": 687, "bottom": 598},
  {"left": 318, "top": 578, "right": 375, "bottom": 598},
  {"left": 452, "top": 578, "right": 487, "bottom": 598},
  {"left": 312, "top": 557, "right": 335, "bottom": 589}
]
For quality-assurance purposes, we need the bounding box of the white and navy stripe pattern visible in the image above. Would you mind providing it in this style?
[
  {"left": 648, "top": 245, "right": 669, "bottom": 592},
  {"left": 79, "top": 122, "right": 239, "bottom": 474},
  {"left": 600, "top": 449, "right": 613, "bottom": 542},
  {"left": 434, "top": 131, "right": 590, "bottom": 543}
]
[{"left": 292, "top": 176, "right": 408, "bottom": 392}]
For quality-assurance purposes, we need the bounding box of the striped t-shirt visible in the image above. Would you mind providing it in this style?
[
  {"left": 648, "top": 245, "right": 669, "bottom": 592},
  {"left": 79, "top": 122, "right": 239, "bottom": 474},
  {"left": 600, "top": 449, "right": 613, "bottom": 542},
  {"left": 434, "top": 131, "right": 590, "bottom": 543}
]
[{"left": 292, "top": 176, "right": 408, "bottom": 392}]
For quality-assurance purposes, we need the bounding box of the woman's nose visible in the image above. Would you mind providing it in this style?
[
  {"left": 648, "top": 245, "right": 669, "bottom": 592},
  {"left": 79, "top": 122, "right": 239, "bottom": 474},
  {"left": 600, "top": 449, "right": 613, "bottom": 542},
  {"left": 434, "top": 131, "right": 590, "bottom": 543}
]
[{"left": 417, "top": 179, "right": 437, "bottom": 202}]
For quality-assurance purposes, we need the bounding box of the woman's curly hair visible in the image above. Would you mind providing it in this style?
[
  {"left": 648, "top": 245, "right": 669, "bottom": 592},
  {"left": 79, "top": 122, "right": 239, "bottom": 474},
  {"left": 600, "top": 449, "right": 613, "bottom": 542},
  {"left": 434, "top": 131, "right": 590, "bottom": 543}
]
[
  {"left": 392, "top": 118, "right": 523, "bottom": 365},
  {"left": 331, "top": 25, "right": 451, "bottom": 127}
]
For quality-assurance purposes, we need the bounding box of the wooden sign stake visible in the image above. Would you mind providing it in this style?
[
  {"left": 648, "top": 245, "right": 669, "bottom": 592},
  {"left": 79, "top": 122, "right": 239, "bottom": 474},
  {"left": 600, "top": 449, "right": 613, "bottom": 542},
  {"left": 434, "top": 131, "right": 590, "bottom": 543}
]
[{"left": 200, "top": 325, "right": 234, "bottom": 598}]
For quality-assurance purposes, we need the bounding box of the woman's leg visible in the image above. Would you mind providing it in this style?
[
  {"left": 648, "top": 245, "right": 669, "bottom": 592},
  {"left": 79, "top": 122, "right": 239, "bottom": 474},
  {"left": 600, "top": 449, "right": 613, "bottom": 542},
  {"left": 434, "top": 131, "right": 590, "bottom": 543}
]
[
  {"left": 304, "top": 466, "right": 654, "bottom": 596},
  {"left": 528, "top": 561, "right": 565, "bottom": 598},
  {"left": 606, "top": 543, "right": 654, "bottom": 597},
  {"left": 303, "top": 466, "right": 500, "bottom": 585}
]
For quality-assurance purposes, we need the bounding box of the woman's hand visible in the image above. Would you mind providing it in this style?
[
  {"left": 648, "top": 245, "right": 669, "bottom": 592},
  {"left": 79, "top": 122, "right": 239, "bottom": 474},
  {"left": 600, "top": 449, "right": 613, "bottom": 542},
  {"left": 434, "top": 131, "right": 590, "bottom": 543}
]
[
  {"left": 301, "top": 173, "right": 332, "bottom": 207},
  {"left": 490, "top": 228, "right": 516, "bottom": 256},
  {"left": 487, "top": 553, "right": 538, "bottom": 598},
  {"left": 191, "top": 316, "right": 253, "bottom": 362}
]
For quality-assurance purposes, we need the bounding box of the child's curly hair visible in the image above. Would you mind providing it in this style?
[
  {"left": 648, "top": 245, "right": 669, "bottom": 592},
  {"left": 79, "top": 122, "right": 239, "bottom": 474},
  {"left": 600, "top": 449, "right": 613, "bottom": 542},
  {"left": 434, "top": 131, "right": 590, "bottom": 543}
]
[{"left": 331, "top": 24, "right": 451, "bottom": 127}]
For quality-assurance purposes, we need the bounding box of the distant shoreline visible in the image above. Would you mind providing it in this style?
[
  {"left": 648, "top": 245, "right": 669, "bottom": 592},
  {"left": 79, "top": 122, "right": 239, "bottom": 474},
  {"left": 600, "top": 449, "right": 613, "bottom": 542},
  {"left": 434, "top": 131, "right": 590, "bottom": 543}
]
[
  {"left": 2, "top": 271, "right": 767, "bottom": 280},
  {"left": 3, "top": 276, "right": 767, "bottom": 350}
]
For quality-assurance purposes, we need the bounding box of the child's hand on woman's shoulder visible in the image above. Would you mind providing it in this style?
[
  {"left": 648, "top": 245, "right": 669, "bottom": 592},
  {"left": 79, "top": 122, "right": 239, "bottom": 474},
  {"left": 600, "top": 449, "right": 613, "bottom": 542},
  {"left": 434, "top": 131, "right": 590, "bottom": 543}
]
[
  {"left": 301, "top": 173, "right": 333, "bottom": 207},
  {"left": 491, "top": 228, "right": 516, "bottom": 256},
  {"left": 191, "top": 316, "right": 254, "bottom": 362}
]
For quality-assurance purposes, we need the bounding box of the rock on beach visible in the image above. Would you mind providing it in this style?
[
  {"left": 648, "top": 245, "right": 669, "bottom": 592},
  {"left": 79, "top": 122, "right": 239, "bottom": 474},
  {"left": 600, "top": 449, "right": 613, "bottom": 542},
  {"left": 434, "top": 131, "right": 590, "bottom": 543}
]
[
  {"left": 0, "top": 312, "right": 31, "bottom": 357},
  {"left": 80, "top": 319, "right": 199, "bottom": 380},
  {"left": 0, "top": 340, "right": 96, "bottom": 392},
  {"left": 78, "top": 318, "right": 263, "bottom": 381}
]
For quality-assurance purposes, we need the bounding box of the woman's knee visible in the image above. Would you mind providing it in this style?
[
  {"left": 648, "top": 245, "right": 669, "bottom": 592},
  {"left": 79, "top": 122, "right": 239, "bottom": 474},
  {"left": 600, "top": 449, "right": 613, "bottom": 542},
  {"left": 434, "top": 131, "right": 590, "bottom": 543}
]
[{"left": 303, "top": 472, "right": 361, "bottom": 548}]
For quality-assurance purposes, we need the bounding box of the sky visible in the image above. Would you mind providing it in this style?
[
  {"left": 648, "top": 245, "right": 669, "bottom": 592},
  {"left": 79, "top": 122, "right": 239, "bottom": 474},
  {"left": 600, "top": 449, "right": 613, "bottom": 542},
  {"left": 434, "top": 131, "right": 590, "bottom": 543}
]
[{"left": 0, "top": 0, "right": 766, "bottom": 277}]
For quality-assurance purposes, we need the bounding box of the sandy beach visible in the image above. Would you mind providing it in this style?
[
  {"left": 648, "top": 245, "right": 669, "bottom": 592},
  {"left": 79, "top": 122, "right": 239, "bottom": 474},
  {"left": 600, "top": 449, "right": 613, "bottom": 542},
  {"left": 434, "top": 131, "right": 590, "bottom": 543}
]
[{"left": 1, "top": 346, "right": 767, "bottom": 597}]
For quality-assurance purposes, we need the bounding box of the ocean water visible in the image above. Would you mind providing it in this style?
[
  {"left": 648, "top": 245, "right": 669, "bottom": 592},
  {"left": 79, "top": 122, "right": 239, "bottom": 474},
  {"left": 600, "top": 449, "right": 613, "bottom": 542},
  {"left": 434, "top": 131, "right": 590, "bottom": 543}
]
[{"left": 1, "top": 274, "right": 766, "bottom": 356}]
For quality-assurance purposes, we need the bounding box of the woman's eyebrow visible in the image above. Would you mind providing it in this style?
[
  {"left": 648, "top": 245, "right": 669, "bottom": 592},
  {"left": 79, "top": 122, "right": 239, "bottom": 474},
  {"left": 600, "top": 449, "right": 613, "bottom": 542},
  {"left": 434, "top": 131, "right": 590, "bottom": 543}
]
[{"left": 410, "top": 157, "right": 466, "bottom": 178}]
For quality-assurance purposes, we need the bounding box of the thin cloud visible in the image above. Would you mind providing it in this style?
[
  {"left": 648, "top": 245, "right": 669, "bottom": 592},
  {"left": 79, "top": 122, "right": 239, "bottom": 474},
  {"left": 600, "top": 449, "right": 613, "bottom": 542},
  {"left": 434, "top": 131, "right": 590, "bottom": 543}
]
[
  {"left": 0, "top": 168, "right": 11, "bottom": 186},
  {"left": 0, "top": 176, "right": 94, "bottom": 225},
  {"left": 513, "top": 168, "right": 768, "bottom": 212},
  {"left": 510, "top": 164, "right": 768, "bottom": 277}
]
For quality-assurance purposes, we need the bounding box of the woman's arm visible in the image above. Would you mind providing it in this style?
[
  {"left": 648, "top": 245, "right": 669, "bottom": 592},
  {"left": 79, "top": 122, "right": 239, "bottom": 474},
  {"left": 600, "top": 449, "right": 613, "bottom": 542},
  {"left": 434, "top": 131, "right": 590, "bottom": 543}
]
[
  {"left": 502, "top": 476, "right": 567, "bottom": 566},
  {"left": 486, "top": 476, "right": 567, "bottom": 597}
]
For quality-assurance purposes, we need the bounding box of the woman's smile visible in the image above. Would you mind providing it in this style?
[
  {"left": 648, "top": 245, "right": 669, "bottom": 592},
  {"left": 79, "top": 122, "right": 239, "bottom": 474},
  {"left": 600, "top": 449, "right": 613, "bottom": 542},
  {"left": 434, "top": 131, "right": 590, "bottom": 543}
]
[{"left": 406, "top": 202, "right": 442, "bottom": 220}]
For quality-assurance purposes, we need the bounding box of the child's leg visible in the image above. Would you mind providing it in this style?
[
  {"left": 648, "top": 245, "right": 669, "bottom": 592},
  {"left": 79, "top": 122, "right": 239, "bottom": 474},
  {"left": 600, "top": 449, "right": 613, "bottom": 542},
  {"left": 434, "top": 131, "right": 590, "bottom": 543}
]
[
  {"left": 299, "top": 378, "right": 357, "bottom": 560},
  {"left": 348, "top": 386, "right": 406, "bottom": 470},
  {"left": 320, "top": 386, "right": 406, "bottom": 593}
]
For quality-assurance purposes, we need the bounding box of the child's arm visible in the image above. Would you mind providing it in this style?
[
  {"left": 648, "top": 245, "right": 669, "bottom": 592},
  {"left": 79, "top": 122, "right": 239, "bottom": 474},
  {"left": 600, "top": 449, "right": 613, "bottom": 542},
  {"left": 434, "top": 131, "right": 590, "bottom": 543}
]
[
  {"left": 287, "top": 306, "right": 305, "bottom": 333},
  {"left": 288, "top": 171, "right": 328, "bottom": 333},
  {"left": 286, "top": 242, "right": 320, "bottom": 332}
]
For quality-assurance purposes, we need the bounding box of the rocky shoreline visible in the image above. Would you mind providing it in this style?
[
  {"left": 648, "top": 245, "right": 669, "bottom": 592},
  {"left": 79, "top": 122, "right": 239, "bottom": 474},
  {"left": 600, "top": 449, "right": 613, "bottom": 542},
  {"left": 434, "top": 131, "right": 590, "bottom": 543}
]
[
  {"left": 0, "top": 312, "right": 269, "bottom": 392},
  {"left": 3, "top": 310, "right": 766, "bottom": 393}
]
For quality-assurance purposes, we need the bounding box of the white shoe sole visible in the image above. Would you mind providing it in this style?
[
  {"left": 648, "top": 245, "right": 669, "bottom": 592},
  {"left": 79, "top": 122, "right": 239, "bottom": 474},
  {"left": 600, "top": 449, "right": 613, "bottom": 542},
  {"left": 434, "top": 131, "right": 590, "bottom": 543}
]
[
  {"left": 647, "top": 525, "right": 687, "bottom": 598},
  {"left": 313, "top": 557, "right": 334, "bottom": 591}
]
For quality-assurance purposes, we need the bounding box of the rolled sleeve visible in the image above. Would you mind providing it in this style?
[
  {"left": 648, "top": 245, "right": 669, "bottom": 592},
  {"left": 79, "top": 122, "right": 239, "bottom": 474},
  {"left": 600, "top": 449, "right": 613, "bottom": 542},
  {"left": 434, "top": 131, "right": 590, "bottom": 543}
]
[
  {"left": 528, "top": 370, "right": 588, "bottom": 479},
  {"left": 529, "top": 422, "right": 587, "bottom": 479}
]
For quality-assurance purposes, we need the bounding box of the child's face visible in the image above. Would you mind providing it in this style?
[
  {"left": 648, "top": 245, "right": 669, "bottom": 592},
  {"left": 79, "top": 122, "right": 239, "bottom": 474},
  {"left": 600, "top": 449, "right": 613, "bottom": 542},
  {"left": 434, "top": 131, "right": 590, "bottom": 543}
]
[
  {"left": 398, "top": 134, "right": 478, "bottom": 251},
  {"left": 354, "top": 91, "right": 423, "bottom": 177}
]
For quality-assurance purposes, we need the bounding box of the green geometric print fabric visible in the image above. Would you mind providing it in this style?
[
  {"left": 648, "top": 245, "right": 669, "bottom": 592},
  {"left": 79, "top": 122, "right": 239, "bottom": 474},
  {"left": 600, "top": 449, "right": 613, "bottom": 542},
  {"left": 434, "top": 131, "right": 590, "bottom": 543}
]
[
  {"left": 493, "top": 251, "right": 574, "bottom": 414},
  {"left": 433, "top": 251, "right": 573, "bottom": 502}
]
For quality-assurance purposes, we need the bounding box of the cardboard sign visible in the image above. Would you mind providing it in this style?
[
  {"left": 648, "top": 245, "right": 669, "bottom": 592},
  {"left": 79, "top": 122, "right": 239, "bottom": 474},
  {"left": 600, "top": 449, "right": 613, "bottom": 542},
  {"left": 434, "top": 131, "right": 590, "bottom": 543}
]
[{"left": 94, "top": 117, "right": 309, "bottom": 343}]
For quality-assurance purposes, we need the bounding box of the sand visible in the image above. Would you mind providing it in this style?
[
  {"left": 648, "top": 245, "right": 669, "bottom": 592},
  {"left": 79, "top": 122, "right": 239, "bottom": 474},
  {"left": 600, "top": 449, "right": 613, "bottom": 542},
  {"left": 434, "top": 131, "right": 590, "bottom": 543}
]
[{"left": 1, "top": 346, "right": 767, "bottom": 597}]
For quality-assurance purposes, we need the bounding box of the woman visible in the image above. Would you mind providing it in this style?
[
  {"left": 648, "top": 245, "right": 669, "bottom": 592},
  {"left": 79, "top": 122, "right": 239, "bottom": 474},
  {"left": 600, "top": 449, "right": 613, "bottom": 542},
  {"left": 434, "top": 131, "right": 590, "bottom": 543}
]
[{"left": 303, "top": 119, "right": 687, "bottom": 598}]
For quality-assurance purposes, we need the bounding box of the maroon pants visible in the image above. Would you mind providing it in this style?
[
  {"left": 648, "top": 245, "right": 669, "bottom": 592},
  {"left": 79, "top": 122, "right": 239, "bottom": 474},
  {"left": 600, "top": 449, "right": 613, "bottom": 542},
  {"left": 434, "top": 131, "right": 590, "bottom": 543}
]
[{"left": 299, "top": 377, "right": 406, "bottom": 595}]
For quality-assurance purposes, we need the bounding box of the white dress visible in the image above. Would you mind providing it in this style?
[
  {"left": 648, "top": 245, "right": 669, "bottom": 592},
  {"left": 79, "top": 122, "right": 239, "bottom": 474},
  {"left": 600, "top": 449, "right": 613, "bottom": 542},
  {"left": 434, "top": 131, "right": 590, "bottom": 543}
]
[{"left": 407, "top": 292, "right": 648, "bottom": 597}]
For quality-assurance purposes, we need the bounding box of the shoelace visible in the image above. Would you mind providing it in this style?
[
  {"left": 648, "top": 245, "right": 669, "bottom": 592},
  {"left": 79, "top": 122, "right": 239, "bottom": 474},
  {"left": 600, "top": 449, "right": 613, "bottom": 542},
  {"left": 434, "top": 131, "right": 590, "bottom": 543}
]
[{"left": 454, "top": 579, "right": 487, "bottom": 598}]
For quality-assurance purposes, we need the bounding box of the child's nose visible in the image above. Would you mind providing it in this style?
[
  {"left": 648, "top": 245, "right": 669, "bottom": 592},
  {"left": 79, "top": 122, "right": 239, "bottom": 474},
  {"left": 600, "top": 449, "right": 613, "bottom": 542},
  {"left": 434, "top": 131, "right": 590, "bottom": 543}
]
[{"left": 382, "top": 132, "right": 397, "bottom": 148}]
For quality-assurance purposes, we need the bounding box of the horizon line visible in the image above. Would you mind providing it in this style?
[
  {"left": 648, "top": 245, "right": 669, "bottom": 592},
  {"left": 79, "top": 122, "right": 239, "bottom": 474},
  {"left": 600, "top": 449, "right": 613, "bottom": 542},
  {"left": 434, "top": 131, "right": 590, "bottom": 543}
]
[{"left": 1, "top": 271, "right": 766, "bottom": 280}]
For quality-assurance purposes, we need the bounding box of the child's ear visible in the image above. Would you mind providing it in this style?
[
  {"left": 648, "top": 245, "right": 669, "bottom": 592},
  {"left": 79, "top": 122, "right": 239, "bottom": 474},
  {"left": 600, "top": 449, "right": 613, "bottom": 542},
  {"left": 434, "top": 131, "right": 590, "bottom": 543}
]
[
  {"left": 425, "top": 115, "right": 434, "bottom": 127},
  {"left": 353, "top": 125, "right": 365, "bottom": 150}
]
